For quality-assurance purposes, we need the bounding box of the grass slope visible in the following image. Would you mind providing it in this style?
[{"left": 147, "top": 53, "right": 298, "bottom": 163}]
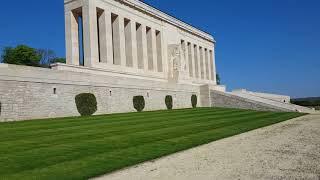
[{"left": 0, "top": 108, "right": 304, "bottom": 180}]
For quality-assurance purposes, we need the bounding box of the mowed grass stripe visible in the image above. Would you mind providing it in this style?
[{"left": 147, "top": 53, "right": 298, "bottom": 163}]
[
  {"left": 1, "top": 112, "right": 302, "bottom": 180},
  {"left": 0, "top": 110, "right": 268, "bottom": 163},
  {"left": 0, "top": 108, "right": 220, "bottom": 130},
  {"left": 0, "top": 112, "right": 276, "bottom": 176},
  {"left": 0, "top": 108, "right": 231, "bottom": 136},
  {"left": 0, "top": 110, "right": 266, "bottom": 155},
  {"left": 0, "top": 112, "right": 288, "bottom": 175},
  {"left": 0, "top": 108, "right": 240, "bottom": 141},
  {"left": 0, "top": 111, "right": 274, "bottom": 174},
  {"left": 0, "top": 109, "right": 248, "bottom": 146}
]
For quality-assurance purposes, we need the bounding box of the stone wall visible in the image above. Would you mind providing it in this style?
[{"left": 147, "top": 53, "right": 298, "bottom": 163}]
[
  {"left": 232, "top": 89, "right": 291, "bottom": 103},
  {"left": 0, "top": 64, "right": 201, "bottom": 122},
  {"left": 211, "top": 90, "right": 288, "bottom": 112},
  {"left": 0, "top": 80, "right": 197, "bottom": 122}
]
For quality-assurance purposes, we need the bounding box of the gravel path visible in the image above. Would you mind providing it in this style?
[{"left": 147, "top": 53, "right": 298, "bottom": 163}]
[{"left": 93, "top": 114, "right": 320, "bottom": 180}]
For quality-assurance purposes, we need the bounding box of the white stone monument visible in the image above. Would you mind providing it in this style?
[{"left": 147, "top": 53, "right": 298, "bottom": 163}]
[
  {"left": 0, "top": 0, "right": 221, "bottom": 121},
  {"left": 60, "top": 0, "right": 217, "bottom": 86},
  {"left": 4, "top": 0, "right": 311, "bottom": 122}
]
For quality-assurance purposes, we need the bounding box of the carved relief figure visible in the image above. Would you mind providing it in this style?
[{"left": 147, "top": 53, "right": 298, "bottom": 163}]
[
  {"left": 168, "top": 44, "right": 180, "bottom": 83},
  {"left": 180, "top": 45, "right": 187, "bottom": 72}
]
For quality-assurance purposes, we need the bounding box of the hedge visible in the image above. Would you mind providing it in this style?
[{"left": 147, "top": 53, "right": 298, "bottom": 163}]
[
  {"left": 165, "top": 95, "right": 173, "bottom": 110},
  {"left": 75, "top": 93, "right": 97, "bottom": 116},
  {"left": 191, "top": 95, "right": 197, "bottom": 108},
  {"left": 133, "top": 96, "right": 145, "bottom": 112}
]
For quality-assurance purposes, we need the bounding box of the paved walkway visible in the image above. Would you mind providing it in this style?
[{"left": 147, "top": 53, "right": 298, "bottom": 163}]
[{"left": 94, "top": 114, "right": 320, "bottom": 180}]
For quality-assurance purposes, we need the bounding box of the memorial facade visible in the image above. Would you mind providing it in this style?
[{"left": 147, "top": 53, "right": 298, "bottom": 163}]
[
  {"left": 0, "top": 0, "right": 224, "bottom": 121},
  {"left": 1, "top": 0, "right": 308, "bottom": 122},
  {"left": 62, "top": 0, "right": 217, "bottom": 86}
]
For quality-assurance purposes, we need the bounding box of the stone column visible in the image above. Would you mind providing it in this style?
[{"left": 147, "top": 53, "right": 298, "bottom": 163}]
[
  {"left": 185, "top": 42, "right": 190, "bottom": 77},
  {"left": 197, "top": 46, "right": 201, "bottom": 79},
  {"left": 194, "top": 45, "right": 199, "bottom": 79},
  {"left": 156, "top": 30, "right": 163, "bottom": 72},
  {"left": 205, "top": 48, "right": 209, "bottom": 80},
  {"left": 98, "top": 9, "right": 113, "bottom": 64},
  {"left": 202, "top": 48, "right": 207, "bottom": 80},
  {"left": 65, "top": 10, "right": 79, "bottom": 66},
  {"left": 211, "top": 47, "right": 217, "bottom": 84},
  {"left": 131, "top": 20, "right": 138, "bottom": 69},
  {"left": 190, "top": 44, "right": 196, "bottom": 78},
  {"left": 207, "top": 49, "right": 212, "bottom": 81},
  {"left": 161, "top": 27, "right": 168, "bottom": 77},
  {"left": 136, "top": 23, "right": 144, "bottom": 69},
  {"left": 118, "top": 15, "right": 127, "bottom": 66},
  {"left": 142, "top": 25, "right": 148, "bottom": 71},
  {"left": 152, "top": 29, "right": 158, "bottom": 72},
  {"left": 82, "top": 0, "right": 99, "bottom": 67}
]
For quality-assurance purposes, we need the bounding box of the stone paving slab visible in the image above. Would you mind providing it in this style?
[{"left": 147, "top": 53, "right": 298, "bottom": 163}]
[{"left": 93, "top": 114, "right": 320, "bottom": 180}]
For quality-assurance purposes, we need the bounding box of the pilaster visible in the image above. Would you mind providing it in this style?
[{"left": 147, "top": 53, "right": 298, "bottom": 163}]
[
  {"left": 118, "top": 15, "right": 127, "bottom": 66},
  {"left": 151, "top": 29, "right": 158, "bottom": 72},
  {"left": 207, "top": 48, "right": 212, "bottom": 81},
  {"left": 82, "top": 0, "right": 99, "bottom": 67},
  {"left": 131, "top": 20, "right": 138, "bottom": 69},
  {"left": 65, "top": 10, "right": 79, "bottom": 66},
  {"left": 142, "top": 25, "right": 148, "bottom": 71}
]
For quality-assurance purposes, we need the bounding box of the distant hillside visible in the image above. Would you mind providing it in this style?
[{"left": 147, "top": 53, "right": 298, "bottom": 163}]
[
  {"left": 291, "top": 97, "right": 320, "bottom": 110},
  {"left": 292, "top": 97, "right": 320, "bottom": 102}
]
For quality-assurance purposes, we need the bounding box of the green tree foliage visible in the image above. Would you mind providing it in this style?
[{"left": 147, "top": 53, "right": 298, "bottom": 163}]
[
  {"left": 1, "top": 45, "right": 66, "bottom": 67},
  {"left": 37, "top": 49, "right": 66, "bottom": 67},
  {"left": 291, "top": 98, "right": 320, "bottom": 109},
  {"left": 191, "top": 95, "right": 197, "bottom": 108},
  {"left": 75, "top": 93, "right": 98, "bottom": 116},
  {"left": 216, "top": 74, "right": 221, "bottom": 85},
  {"left": 52, "top": 58, "right": 66, "bottom": 64},
  {"left": 2, "top": 45, "right": 41, "bottom": 66},
  {"left": 133, "top": 96, "right": 145, "bottom": 112},
  {"left": 37, "top": 49, "right": 57, "bottom": 66},
  {"left": 165, "top": 95, "right": 173, "bottom": 110}
]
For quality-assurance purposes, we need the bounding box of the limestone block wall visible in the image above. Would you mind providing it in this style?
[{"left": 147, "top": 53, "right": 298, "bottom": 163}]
[
  {"left": 211, "top": 91, "right": 288, "bottom": 112},
  {"left": 0, "top": 64, "right": 201, "bottom": 122},
  {"left": 232, "top": 89, "right": 291, "bottom": 103},
  {"left": 0, "top": 80, "right": 197, "bottom": 122},
  {"left": 229, "top": 91, "right": 314, "bottom": 113}
]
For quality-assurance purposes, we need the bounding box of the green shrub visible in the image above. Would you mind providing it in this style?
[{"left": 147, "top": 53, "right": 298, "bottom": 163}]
[
  {"left": 191, "top": 95, "right": 197, "bottom": 108},
  {"left": 75, "top": 93, "right": 97, "bottom": 116},
  {"left": 133, "top": 96, "right": 145, "bottom": 112},
  {"left": 165, "top": 95, "right": 173, "bottom": 110}
]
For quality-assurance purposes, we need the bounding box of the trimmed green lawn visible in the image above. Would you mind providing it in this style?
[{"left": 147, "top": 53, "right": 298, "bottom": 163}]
[{"left": 0, "top": 108, "right": 304, "bottom": 180}]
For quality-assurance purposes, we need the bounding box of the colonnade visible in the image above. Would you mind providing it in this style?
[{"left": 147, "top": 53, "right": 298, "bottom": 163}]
[
  {"left": 65, "top": 0, "right": 216, "bottom": 83},
  {"left": 65, "top": 0, "right": 163, "bottom": 72},
  {"left": 181, "top": 40, "right": 216, "bottom": 82}
]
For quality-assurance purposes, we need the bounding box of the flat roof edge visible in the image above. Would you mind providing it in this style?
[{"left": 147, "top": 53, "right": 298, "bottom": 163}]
[
  {"left": 125, "top": 0, "right": 215, "bottom": 43},
  {"left": 64, "top": 0, "right": 216, "bottom": 43}
]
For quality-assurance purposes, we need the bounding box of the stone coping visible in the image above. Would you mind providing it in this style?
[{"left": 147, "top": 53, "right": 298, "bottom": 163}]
[
  {"left": 0, "top": 63, "right": 202, "bottom": 93},
  {"left": 64, "top": 0, "right": 215, "bottom": 43}
]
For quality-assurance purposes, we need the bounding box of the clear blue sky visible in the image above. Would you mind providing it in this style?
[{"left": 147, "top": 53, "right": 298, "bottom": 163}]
[{"left": 0, "top": 0, "right": 319, "bottom": 98}]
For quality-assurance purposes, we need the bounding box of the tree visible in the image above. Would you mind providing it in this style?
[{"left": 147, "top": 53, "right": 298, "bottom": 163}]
[
  {"left": 75, "top": 93, "right": 98, "bottom": 116},
  {"left": 0, "top": 46, "right": 4, "bottom": 63},
  {"left": 216, "top": 74, "right": 221, "bottom": 85},
  {"left": 165, "top": 95, "right": 173, "bottom": 110},
  {"left": 37, "top": 49, "right": 66, "bottom": 67},
  {"left": 2, "top": 45, "right": 41, "bottom": 67},
  {"left": 1, "top": 45, "right": 66, "bottom": 68},
  {"left": 52, "top": 57, "right": 66, "bottom": 64},
  {"left": 37, "top": 49, "right": 57, "bottom": 67}
]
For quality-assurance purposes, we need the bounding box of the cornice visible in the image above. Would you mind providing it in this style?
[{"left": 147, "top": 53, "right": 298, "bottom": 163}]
[{"left": 65, "top": 0, "right": 216, "bottom": 43}]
